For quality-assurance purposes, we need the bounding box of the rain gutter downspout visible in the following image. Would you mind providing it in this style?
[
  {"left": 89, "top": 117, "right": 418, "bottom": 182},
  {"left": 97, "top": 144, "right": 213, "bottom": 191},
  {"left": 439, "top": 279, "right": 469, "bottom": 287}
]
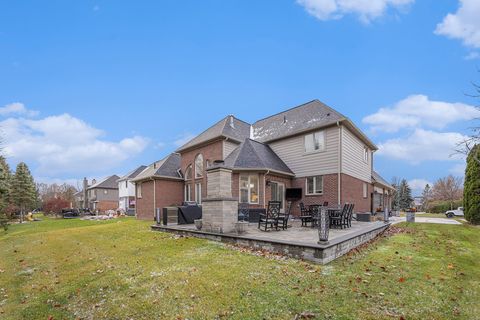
[
  {"left": 264, "top": 170, "right": 270, "bottom": 209},
  {"left": 337, "top": 121, "right": 342, "bottom": 206}
]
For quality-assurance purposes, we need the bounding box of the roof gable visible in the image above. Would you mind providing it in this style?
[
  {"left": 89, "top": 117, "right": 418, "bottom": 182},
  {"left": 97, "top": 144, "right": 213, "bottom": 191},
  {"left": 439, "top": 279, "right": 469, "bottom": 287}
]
[
  {"left": 132, "top": 153, "right": 182, "bottom": 181},
  {"left": 224, "top": 139, "right": 293, "bottom": 175},
  {"left": 176, "top": 115, "right": 250, "bottom": 152},
  {"left": 88, "top": 175, "right": 120, "bottom": 190},
  {"left": 252, "top": 100, "right": 345, "bottom": 143},
  {"left": 118, "top": 165, "right": 148, "bottom": 181}
]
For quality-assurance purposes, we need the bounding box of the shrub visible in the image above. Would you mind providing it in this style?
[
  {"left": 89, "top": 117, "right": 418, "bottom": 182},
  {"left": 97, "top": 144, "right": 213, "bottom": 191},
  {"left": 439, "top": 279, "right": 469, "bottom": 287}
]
[
  {"left": 428, "top": 200, "right": 463, "bottom": 214},
  {"left": 43, "top": 198, "right": 70, "bottom": 214},
  {"left": 464, "top": 145, "right": 480, "bottom": 224}
]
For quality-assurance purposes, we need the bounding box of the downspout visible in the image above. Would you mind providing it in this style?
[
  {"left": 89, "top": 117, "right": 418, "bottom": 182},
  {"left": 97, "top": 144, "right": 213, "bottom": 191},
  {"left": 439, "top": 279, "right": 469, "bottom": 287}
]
[
  {"left": 264, "top": 170, "right": 270, "bottom": 209},
  {"left": 150, "top": 177, "right": 156, "bottom": 216},
  {"left": 337, "top": 122, "right": 342, "bottom": 206}
]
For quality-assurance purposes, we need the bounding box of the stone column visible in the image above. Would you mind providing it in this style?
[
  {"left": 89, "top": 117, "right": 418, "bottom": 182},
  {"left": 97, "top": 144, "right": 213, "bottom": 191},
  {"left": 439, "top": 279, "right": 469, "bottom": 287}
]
[{"left": 201, "top": 166, "right": 238, "bottom": 233}]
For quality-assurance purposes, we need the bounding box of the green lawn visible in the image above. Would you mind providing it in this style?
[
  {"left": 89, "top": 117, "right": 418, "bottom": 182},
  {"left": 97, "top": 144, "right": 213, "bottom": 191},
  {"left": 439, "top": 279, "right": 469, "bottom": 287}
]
[{"left": 1, "top": 217, "right": 479, "bottom": 319}]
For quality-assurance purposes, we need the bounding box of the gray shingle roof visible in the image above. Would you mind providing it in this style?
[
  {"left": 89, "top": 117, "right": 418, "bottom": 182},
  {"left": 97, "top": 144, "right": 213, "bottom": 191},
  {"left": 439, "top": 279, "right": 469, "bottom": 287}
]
[
  {"left": 88, "top": 175, "right": 120, "bottom": 190},
  {"left": 372, "top": 171, "right": 394, "bottom": 190},
  {"left": 223, "top": 139, "right": 294, "bottom": 175},
  {"left": 132, "top": 153, "right": 182, "bottom": 182},
  {"left": 252, "top": 100, "right": 346, "bottom": 143},
  {"left": 118, "top": 165, "right": 148, "bottom": 181},
  {"left": 176, "top": 115, "right": 251, "bottom": 152}
]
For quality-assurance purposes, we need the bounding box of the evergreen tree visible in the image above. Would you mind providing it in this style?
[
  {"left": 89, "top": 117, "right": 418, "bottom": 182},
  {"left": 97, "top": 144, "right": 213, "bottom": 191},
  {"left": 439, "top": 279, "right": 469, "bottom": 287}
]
[
  {"left": 0, "top": 158, "right": 9, "bottom": 230},
  {"left": 398, "top": 179, "right": 413, "bottom": 210},
  {"left": 464, "top": 145, "right": 480, "bottom": 224},
  {"left": 421, "top": 184, "right": 432, "bottom": 212},
  {"left": 11, "top": 162, "right": 36, "bottom": 222},
  {"left": 0, "top": 156, "right": 12, "bottom": 206}
]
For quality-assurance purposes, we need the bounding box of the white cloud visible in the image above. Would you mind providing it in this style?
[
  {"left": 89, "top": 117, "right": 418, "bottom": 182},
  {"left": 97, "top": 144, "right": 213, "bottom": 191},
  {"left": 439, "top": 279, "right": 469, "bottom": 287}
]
[
  {"left": 0, "top": 102, "right": 38, "bottom": 117},
  {"left": 435, "top": 0, "right": 480, "bottom": 48},
  {"left": 174, "top": 132, "right": 196, "bottom": 147},
  {"left": 377, "top": 128, "right": 467, "bottom": 164},
  {"left": 1, "top": 110, "right": 149, "bottom": 176},
  {"left": 363, "top": 94, "right": 479, "bottom": 133},
  {"left": 465, "top": 51, "right": 480, "bottom": 60},
  {"left": 408, "top": 178, "right": 433, "bottom": 195},
  {"left": 296, "top": 0, "right": 414, "bottom": 23},
  {"left": 450, "top": 162, "right": 466, "bottom": 176}
]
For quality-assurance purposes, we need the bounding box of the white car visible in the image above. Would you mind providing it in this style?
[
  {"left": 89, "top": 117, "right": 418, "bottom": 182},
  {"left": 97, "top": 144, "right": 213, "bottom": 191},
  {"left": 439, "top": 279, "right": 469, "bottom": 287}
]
[{"left": 445, "top": 207, "right": 464, "bottom": 218}]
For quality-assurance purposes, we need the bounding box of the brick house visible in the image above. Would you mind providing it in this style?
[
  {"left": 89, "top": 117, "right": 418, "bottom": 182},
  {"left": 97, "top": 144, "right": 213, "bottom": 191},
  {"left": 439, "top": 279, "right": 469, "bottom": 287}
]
[
  {"left": 86, "top": 175, "right": 120, "bottom": 212},
  {"left": 132, "top": 100, "right": 394, "bottom": 220}
]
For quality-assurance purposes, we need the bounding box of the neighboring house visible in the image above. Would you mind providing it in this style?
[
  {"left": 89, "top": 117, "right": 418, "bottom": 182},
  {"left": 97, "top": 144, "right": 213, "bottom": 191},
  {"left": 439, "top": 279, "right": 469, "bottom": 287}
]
[
  {"left": 117, "top": 165, "right": 147, "bottom": 215},
  {"left": 134, "top": 100, "right": 393, "bottom": 220},
  {"left": 87, "top": 175, "right": 120, "bottom": 212},
  {"left": 131, "top": 154, "right": 184, "bottom": 220}
]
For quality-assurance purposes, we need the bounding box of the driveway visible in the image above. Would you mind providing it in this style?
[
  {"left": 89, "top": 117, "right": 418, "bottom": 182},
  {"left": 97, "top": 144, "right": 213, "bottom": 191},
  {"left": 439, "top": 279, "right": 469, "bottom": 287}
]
[{"left": 390, "top": 216, "right": 462, "bottom": 225}]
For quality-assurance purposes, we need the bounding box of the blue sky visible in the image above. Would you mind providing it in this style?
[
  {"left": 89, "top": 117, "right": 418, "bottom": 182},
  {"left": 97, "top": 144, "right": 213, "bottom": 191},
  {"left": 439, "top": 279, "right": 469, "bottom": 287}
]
[{"left": 0, "top": 0, "right": 479, "bottom": 195}]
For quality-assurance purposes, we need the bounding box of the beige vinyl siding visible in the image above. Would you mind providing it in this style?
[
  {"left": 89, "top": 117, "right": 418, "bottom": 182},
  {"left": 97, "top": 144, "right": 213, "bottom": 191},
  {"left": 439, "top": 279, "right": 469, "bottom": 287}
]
[
  {"left": 268, "top": 126, "right": 340, "bottom": 177},
  {"left": 341, "top": 126, "right": 371, "bottom": 182},
  {"left": 223, "top": 140, "right": 239, "bottom": 159}
]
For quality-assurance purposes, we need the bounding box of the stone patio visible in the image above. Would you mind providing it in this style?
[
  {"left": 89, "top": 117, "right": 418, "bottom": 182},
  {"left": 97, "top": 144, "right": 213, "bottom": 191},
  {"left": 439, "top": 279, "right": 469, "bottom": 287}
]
[{"left": 152, "top": 218, "right": 391, "bottom": 264}]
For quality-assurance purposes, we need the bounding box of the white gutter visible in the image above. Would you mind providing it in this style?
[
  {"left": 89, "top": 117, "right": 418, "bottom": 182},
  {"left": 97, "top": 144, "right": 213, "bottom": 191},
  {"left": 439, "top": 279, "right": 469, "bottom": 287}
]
[{"left": 337, "top": 121, "right": 342, "bottom": 206}]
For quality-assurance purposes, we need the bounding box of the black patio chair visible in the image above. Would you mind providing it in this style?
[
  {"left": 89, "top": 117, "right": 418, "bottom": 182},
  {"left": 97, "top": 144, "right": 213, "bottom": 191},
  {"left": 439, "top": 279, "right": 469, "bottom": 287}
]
[
  {"left": 258, "top": 201, "right": 281, "bottom": 231},
  {"left": 238, "top": 202, "right": 250, "bottom": 222},
  {"left": 299, "top": 202, "right": 312, "bottom": 227},
  {"left": 276, "top": 201, "right": 292, "bottom": 230},
  {"left": 346, "top": 204, "right": 355, "bottom": 228},
  {"left": 330, "top": 204, "right": 350, "bottom": 229},
  {"left": 309, "top": 204, "right": 321, "bottom": 228}
]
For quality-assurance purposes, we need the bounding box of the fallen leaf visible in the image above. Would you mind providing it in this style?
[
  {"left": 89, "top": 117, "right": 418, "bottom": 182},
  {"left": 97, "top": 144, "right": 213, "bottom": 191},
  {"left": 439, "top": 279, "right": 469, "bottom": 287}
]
[
  {"left": 447, "top": 264, "right": 454, "bottom": 270},
  {"left": 398, "top": 277, "right": 406, "bottom": 283}
]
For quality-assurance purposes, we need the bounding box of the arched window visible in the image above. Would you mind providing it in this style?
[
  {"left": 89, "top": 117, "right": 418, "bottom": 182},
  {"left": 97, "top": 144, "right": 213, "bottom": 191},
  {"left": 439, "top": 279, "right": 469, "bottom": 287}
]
[
  {"left": 185, "top": 165, "right": 192, "bottom": 180},
  {"left": 195, "top": 154, "right": 204, "bottom": 178}
]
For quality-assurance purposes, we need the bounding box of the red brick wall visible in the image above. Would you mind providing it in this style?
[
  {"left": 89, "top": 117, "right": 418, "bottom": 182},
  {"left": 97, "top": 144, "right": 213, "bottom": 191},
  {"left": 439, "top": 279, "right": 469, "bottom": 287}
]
[
  {"left": 180, "top": 139, "right": 226, "bottom": 203},
  {"left": 340, "top": 174, "right": 372, "bottom": 213},
  {"left": 136, "top": 179, "right": 184, "bottom": 220},
  {"left": 231, "top": 172, "right": 292, "bottom": 210},
  {"left": 291, "top": 174, "right": 339, "bottom": 216}
]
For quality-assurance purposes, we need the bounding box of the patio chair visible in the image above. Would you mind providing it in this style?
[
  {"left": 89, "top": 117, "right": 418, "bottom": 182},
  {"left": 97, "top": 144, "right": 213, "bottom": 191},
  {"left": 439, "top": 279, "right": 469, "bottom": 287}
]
[
  {"left": 309, "top": 204, "right": 321, "bottom": 228},
  {"left": 346, "top": 204, "right": 355, "bottom": 228},
  {"left": 276, "top": 201, "right": 292, "bottom": 230},
  {"left": 330, "top": 204, "right": 350, "bottom": 229},
  {"left": 258, "top": 201, "right": 281, "bottom": 231},
  {"left": 238, "top": 202, "right": 250, "bottom": 222},
  {"left": 299, "top": 202, "right": 312, "bottom": 227}
]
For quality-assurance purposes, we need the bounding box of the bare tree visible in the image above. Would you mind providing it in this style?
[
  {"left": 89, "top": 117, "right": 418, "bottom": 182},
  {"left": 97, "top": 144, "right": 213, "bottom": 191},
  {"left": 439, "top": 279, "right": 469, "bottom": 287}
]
[{"left": 432, "top": 175, "right": 463, "bottom": 210}]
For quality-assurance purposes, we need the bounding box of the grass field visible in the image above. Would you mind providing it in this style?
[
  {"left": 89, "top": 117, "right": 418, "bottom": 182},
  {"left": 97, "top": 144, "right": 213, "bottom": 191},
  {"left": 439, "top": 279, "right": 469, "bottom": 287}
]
[{"left": 1, "top": 216, "right": 479, "bottom": 319}]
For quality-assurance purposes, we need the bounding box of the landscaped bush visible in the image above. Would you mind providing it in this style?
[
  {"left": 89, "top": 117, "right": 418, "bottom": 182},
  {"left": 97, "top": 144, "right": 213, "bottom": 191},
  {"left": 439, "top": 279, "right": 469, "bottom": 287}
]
[
  {"left": 428, "top": 200, "right": 463, "bottom": 214},
  {"left": 464, "top": 145, "right": 480, "bottom": 224},
  {"left": 43, "top": 198, "right": 70, "bottom": 215}
]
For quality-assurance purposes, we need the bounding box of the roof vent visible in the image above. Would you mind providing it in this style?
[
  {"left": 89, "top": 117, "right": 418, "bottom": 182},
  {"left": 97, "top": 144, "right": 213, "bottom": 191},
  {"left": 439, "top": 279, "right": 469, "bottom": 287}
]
[
  {"left": 283, "top": 115, "right": 287, "bottom": 124},
  {"left": 229, "top": 115, "right": 235, "bottom": 129},
  {"left": 153, "top": 162, "right": 157, "bottom": 169},
  {"left": 326, "top": 113, "right": 330, "bottom": 116}
]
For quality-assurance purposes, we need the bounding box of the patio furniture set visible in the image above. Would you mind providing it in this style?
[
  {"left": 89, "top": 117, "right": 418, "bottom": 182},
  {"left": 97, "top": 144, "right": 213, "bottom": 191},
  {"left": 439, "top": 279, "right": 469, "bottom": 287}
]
[{"left": 250, "top": 200, "right": 355, "bottom": 232}]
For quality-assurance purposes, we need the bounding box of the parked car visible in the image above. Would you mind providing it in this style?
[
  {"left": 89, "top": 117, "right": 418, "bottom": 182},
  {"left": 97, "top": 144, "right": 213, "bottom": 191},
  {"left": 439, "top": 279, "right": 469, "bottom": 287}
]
[
  {"left": 62, "top": 208, "right": 80, "bottom": 218},
  {"left": 445, "top": 207, "right": 464, "bottom": 218}
]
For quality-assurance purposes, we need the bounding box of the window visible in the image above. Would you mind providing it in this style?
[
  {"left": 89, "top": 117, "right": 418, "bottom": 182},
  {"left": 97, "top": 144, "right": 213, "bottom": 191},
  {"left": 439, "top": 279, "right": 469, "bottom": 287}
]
[
  {"left": 184, "top": 184, "right": 191, "bottom": 202},
  {"left": 363, "top": 147, "right": 369, "bottom": 163},
  {"left": 195, "top": 154, "right": 204, "bottom": 178},
  {"left": 195, "top": 183, "right": 202, "bottom": 204},
  {"left": 363, "top": 182, "right": 368, "bottom": 199},
  {"left": 306, "top": 176, "right": 323, "bottom": 195},
  {"left": 270, "top": 182, "right": 285, "bottom": 210},
  {"left": 137, "top": 183, "right": 142, "bottom": 198},
  {"left": 185, "top": 165, "right": 192, "bottom": 180},
  {"left": 304, "top": 131, "right": 325, "bottom": 153},
  {"left": 239, "top": 174, "right": 259, "bottom": 204}
]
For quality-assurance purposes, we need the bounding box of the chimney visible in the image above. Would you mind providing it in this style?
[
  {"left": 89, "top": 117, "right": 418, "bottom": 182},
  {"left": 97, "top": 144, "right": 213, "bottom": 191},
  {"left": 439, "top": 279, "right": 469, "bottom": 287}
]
[{"left": 83, "top": 178, "right": 88, "bottom": 209}]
